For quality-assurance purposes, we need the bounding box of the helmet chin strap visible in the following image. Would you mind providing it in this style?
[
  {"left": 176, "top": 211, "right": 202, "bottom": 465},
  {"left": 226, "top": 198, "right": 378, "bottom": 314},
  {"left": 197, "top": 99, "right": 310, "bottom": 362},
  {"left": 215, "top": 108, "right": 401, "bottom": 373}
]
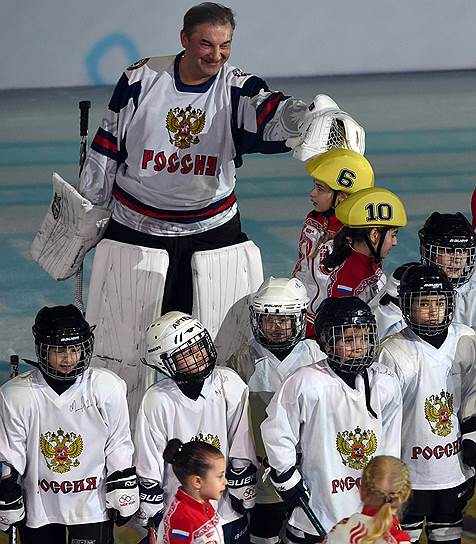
[
  {"left": 322, "top": 190, "right": 341, "bottom": 218},
  {"left": 364, "top": 227, "right": 389, "bottom": 262}
]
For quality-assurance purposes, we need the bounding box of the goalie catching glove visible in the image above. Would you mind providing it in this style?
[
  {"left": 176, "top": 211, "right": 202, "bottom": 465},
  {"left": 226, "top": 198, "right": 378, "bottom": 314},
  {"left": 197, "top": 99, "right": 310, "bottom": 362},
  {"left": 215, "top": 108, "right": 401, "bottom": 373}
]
[
  {"left": 269, "top": 466, "right": 310, "bottom": 511},
  {"left": 105, "top": 466, "right": 139, "bottom": 526},
  {"left": 135, "top": 479, "right": 165, "bottom": 528},
  {"left": 226, "top": 464, "right": 257, "bottom": 514},
  {"left": 287, "top": 94, "right": 365, "bottom": 162},
  {"left": 0, "top": 471, "right": 25, "bottom": 533}
]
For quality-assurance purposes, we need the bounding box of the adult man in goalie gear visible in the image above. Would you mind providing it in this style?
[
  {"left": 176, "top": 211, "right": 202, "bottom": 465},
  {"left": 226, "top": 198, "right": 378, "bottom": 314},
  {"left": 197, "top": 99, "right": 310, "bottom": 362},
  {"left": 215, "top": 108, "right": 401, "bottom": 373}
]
[{"left": 31, "top": 3, "right": 365, "bottom": 417}]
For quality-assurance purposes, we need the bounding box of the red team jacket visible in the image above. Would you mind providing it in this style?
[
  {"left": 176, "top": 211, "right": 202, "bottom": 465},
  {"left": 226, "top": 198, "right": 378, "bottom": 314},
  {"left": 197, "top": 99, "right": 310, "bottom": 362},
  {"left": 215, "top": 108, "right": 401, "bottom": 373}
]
[{"left": 163, "top": 488, "right": 224, "bottom": 544}]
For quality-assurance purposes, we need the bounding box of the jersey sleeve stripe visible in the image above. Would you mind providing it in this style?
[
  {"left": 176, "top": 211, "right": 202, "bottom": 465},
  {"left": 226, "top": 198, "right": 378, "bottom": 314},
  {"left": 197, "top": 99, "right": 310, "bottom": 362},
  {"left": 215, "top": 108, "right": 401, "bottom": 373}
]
[
  {"left": 256, "top": 92, "right": 285, "bottom": 130},
  {"left": 108, "top": 73, "right": 142, "bottom": 113},
  {"left": 91, "top": 128, "right": 119, "bottom": 161}
]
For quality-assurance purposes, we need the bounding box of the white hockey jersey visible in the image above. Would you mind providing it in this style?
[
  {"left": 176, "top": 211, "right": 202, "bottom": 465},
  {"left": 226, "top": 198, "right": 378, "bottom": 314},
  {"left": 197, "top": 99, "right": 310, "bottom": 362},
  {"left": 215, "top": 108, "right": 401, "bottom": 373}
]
[
  {"left": 226, "top": 338, "right": 325, "bottom": 503},
  {"left": 79, "top": 54, "right": 306, "bottom": 236},
  {"left": 378, "top": 324, "right": 476, "bottom": 490},
  {"left": 134, "top": 367, "right": 256, "bottom": 524},
  {"left": 261, "top": 361, "right": 402, "bottom": 534},
  {"left": 0, "top": 368, "right": 133, "bottom": 528}
]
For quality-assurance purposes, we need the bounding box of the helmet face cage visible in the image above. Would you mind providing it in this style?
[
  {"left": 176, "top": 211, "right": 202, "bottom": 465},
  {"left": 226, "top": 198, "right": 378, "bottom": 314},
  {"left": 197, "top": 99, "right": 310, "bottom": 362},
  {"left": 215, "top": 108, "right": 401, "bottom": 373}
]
[
  {"left": 322, "top": 323, "right": 379, "bottom": 375},
  {"left": 35, "top": 336, "right": 94, "bottom": 381},
  {"left": 162, "top": 329, "right": 217, "bottom": 384},
  {"left": 400, "top": 290, "right": 455, "bottom": 336},
  {"left": 421, "top": 243, "right": 476, "bottom": 287},
  {"left": 250, "top": 308, "right": 306, "bottom": 352}
]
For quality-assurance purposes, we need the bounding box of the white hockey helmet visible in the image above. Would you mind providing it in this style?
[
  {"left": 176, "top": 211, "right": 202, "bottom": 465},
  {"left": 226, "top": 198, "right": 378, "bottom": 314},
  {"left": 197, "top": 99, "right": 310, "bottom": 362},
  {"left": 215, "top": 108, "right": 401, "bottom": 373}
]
[
  {"left": 143, "top": 311, "right": 216, "bottom": 384},
  {"left": 250, "top": 277, "right": 309, "bottom": 351},
  {"left": 287, "top": 94, "right": 366, "bottom": 162}
]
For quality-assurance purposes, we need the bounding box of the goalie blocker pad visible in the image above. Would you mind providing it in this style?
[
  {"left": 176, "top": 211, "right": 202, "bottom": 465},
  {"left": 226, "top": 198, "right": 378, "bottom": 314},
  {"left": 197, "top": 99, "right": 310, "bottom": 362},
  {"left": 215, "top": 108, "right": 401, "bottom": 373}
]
[
  {"left": 191, "top": 240, "right": 264, "bottom": 362},
  {"left": 287, "top": 94, "right": 366, "bottom": 162},
  {"left": 86, "top": 239, "right": 169, "bottom": 422},
  {"left": 30, "top": 173, "right": 111, "bottom": 280}
]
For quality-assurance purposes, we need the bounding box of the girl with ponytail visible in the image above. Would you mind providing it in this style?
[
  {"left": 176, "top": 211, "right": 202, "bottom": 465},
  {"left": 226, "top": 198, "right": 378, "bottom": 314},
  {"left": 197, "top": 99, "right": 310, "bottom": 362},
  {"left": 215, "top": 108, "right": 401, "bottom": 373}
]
[
  {"left": 325, "top": 456, "right": 411, "bottom": 544},
  {"left": 161, "top": 438, "right": 226, "bottom": 544}
]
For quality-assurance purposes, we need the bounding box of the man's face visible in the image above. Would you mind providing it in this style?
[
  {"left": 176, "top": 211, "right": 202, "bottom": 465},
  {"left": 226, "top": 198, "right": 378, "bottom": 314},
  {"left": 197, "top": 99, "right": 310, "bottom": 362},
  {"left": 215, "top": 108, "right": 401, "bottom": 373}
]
[
  {"left": 434, "top": 248, "right": 469, "bottom": 281},
  {"left": 48, "top": 345, "right": 81, "bottom": 375},
  {"left": 261, "top": 315, "right": 294, "bottom": 344},
  {"left": 180, "top": 22, "right": 233, "bottom": 82},
  {"left": 411, "top": 294, "right": 447, "bottom": 326}
]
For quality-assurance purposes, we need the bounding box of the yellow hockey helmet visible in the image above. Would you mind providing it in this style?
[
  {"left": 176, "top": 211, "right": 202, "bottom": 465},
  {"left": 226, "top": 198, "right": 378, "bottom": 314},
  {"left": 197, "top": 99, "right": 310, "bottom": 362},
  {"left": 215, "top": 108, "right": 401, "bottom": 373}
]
[
  {"left": 306, "top": 149, "right": 374, "bottom": 194},
  {"left": 335, "top": 187, "right": 407, "bottom": 228}
]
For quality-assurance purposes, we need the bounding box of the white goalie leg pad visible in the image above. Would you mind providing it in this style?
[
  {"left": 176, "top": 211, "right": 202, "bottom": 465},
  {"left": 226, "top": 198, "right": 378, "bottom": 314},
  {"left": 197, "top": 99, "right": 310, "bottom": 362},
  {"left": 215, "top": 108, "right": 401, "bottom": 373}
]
[
  {"left": 191, "top": 240, "right": 263, "bottom": 363},
  {"left": 86, "top": 239, "right": 169, "bottom": 420},
  {"left": 286, "top": 94, "right": 366, "bottom": 162},
  {"left": 30, "top": 172, "right": 111, "bottom": 280}
]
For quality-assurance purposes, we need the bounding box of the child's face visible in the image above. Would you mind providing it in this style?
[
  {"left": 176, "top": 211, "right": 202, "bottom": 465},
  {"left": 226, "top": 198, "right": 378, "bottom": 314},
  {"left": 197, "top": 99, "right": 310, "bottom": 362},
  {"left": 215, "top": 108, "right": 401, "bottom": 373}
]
[
  {"left": 174, "top": 340, "right": 210, "bottom": 376},
  {"left": 334, "top": 326, "right": 369, "bottom": 361},
  {"left": 434, "top": 248, "right": 469, "bottom": 281},
  {"left": 374, "top": 228, "right": 399, "bottom": 258},
  {"left": 309, "top": 179, "right": 335, "bottom": 213},
  {"left": 261, "top": 314, "right": 293, "bottom": 344},
  {"left": 411, "top": 294, "right": 447, "bottom": 326},
  {"left": 199, "top": 456, "right": 227, "bottom": 501},
  {"left": 47, "top": 345, "right": 81, "bottom": 375}
]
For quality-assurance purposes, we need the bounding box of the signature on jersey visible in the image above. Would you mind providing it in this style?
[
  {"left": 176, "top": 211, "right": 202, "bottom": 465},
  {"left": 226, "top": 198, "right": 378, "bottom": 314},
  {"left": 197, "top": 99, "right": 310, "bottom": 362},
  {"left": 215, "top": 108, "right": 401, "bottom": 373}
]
[{"left": 69, "top": 398, "right": 94, "bottom": 413}]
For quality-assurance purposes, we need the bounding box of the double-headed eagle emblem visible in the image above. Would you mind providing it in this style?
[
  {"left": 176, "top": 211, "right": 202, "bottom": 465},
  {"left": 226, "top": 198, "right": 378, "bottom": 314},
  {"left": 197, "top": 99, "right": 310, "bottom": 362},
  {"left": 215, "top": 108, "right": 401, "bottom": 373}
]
[
  {"left": 336, "top": 426, "right": 378, "bottom": 470},
  {"left": 190, "top": 432, "right": 221, "bottom": 451},
  {"left": 166, "top": 105, "right": 206, "bottom": 149},
  {"left": 40, "top": 427, "right": 83, "bottom": 473},
  {"left": 425, "top": 390, "right": 453, "bottom": 437}
]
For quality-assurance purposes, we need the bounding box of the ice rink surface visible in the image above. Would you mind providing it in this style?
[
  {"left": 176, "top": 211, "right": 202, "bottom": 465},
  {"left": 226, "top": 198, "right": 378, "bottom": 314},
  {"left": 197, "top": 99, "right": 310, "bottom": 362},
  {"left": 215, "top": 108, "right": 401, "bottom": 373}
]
[{"left": 0, "top": 70, "right": 475, "bottom": 540}]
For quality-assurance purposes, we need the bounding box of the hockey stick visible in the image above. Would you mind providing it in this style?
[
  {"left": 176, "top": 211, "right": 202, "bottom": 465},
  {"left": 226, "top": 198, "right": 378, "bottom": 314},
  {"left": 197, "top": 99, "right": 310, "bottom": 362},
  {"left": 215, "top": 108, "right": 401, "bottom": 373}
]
[
  {"left": 73, "top": 100, "right": 91, "bottom": 314},
  {"left": 259, "top": 456, "right": 327, "bottom": 538}
]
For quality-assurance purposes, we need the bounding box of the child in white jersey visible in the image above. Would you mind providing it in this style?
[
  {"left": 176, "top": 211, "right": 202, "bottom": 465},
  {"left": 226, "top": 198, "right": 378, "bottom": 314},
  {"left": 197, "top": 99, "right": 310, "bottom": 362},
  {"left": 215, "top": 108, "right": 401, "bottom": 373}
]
[
  {"left": 261, "top": 297, "right": 402, "bottom": 543},
  {"left": 378, "top": 264, "right": 476, "bottom": 543},
  {"left": 134, "top": 311, "right": 256, "bottom": 544},
  {"left": 0, "top": 305, "right": 138, "bottom": 544}
]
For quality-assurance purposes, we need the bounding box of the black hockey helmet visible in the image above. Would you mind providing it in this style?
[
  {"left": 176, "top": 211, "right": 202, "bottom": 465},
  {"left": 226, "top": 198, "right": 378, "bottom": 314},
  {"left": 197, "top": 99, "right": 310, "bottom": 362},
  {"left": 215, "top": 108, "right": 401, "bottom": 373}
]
[
  {"left": 418, "top": 212, "right": 476, "bottom": 287},
  {"left": 32, "top": 305, "right": 94, "bottom": 381},
  {"left": 314, "top": 296, "right": 379, "bottom": 375},
  {"left": 398, "top": 264, "right": 455, "bottom": 336}
]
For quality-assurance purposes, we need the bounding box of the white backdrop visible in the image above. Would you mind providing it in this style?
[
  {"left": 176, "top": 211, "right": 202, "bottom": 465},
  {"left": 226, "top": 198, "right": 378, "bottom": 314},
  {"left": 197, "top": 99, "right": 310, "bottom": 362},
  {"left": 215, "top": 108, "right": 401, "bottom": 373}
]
[{"left": 2, "top": 0, "right": 475, "bottom": 89}]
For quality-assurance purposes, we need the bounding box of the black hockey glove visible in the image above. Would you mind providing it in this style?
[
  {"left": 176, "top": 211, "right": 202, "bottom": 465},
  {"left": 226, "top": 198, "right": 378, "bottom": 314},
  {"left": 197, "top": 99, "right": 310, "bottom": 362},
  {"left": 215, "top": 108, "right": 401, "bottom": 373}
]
[
  {"left": 136, "top": 479, "right": 165, "bottom": 528},
  {"left": 269, "top": 467, "right": 310, "bottom": 512},
  {"left": 226, "top": 464, "right": 257, "bottom": 514},
  {"left": 0, "top": 471, "right": 25, "bottom": 533},
  {"left": 462, "top": 439, "right": 476, "bottom": 468},
  {"left": 105, "top": 466, "right": 139, "bottom": 526}
]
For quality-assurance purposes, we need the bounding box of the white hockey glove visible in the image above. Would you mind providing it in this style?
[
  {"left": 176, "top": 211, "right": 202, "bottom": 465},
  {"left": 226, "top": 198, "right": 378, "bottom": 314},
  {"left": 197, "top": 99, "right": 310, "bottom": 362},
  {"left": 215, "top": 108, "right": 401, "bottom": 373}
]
[
  {"left": 286, "top": 94, "right": 365, "bottom": 161},
  {"left": 135, "top": 479, "right": 165, "bottom": 528},
  {"left": 0, "top": 472, "right": 25, "bottom": 533},
  {"left": 105, "top": 466, "right": 139, "bottom": 526},
  {"left": 269, "top": 467, "right": 310, "bottom": 512},
  {"left": 226, "top": 464, "right": 257, "bottom": 514},
  {"left": 30, "top": 172, "right": 111, "bottom": 280}
]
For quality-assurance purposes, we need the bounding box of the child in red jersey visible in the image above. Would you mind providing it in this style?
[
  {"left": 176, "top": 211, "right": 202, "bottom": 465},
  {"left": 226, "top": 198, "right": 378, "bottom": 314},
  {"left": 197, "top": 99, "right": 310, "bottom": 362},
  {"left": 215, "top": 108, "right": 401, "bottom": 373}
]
[
  {"left": 292, "top": 149, "right": 374, "bottom": 337},
  {"left": 162, "top": 439, "right": 226, "bottom": 544},
  {"left": 322, "top": 188, "right": 407, "bottom": 305},
  {"left": 325, "top": 456, "right": 411, "bottom": 544}
]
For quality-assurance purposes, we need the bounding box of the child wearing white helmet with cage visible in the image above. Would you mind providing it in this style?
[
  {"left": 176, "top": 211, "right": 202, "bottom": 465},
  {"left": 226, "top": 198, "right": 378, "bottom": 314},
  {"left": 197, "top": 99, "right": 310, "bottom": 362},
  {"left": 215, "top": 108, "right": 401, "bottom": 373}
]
[
  {"left": 134, "top": 311, "right": 256, "bottom": 544},
  {"left": 226, "top": 276, "right": 324, "bottom": 544}
]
